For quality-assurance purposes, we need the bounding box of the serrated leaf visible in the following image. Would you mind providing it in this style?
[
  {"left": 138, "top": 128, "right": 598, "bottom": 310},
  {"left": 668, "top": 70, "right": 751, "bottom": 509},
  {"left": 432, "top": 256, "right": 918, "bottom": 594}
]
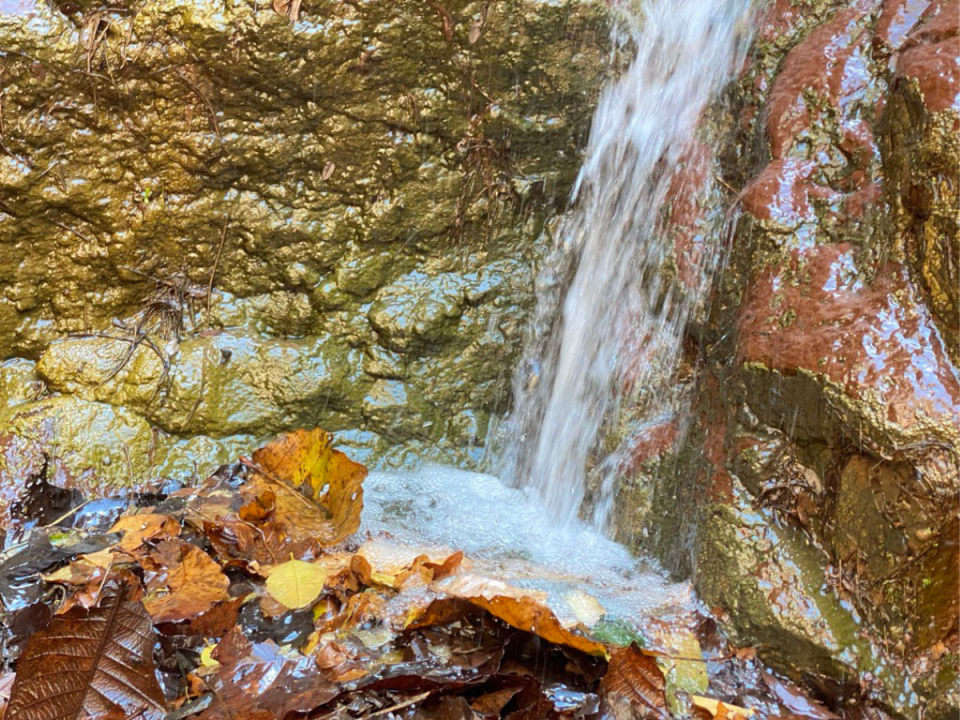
[
  {"left": 266, "top": 559, "right": 328, "bottom": 610},
  {"left": 600, "top": 644, "right": 670, "bottom": 720},
  {"left": 6, "top": 581, "right": 166, "bottom": 720}
]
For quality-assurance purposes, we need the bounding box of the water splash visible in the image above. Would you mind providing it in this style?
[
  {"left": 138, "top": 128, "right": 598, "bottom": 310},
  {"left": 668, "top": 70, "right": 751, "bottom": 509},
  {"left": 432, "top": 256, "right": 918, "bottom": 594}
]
[{"left": 496, "top": 0, "right": 753, "bottom": 528}]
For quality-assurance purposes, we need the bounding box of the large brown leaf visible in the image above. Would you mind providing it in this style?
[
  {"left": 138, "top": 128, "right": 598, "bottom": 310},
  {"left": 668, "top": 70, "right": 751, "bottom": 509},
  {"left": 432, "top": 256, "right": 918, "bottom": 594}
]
[
  {"left": 600, "top": 644, "right": 670, "bottom": 720},
  {"left": 6, "top": 581, "right": 166, "bottom": 720},
  {"left": 432, "top": 574, "right": 607, "bottom": 657}
]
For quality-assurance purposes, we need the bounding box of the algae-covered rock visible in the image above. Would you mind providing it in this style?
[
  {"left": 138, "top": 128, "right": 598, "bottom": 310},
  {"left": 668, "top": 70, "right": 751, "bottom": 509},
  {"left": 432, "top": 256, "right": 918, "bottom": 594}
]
[
  {"left": 881, "top": 4, "right": 960, "bottom": 357},
  {"left": 0, "top": 395, "right": 157, "bottom": 490},
  {"left": 0, "top": 0, "right": 612, "bottom": 464},
  {"left": 697, "top": 492, "right": 871, "bottom": 681},
  {"left": 38, "top": 331, "right": 370, "bottom": 437},
  {"left": 0, "top": 359, "right": 44, "bottom": 409}
]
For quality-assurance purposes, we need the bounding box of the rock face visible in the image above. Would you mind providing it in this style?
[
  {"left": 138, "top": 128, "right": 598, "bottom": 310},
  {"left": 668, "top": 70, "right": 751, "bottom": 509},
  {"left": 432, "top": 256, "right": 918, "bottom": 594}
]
[
  {"left": 620, "top": 1, "right": 959, "bottom": 718},
  {"left": 0, "top": 0, "right": 613, "bottom": 475}
]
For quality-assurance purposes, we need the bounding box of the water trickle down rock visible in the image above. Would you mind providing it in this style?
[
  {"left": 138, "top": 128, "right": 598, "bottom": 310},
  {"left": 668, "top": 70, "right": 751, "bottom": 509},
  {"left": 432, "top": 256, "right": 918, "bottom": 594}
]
[{"left": 631, "top": 1, "right": 958, "bottom": 718}]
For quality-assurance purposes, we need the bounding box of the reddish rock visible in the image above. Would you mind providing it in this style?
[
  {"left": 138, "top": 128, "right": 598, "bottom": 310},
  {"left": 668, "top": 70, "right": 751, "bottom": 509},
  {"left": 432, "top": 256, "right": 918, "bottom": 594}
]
[
  {"left": 893, "top": 1, "right": 959, "bottom": 113},
  {"left": 765, "top": 0, "right": 879, "bottom": 159},
  {"left": 738, "top": 243, "right": 960, "bottom": 433},
  {"left": 875, "top": 0, "right": 933, "bottom": 55}
]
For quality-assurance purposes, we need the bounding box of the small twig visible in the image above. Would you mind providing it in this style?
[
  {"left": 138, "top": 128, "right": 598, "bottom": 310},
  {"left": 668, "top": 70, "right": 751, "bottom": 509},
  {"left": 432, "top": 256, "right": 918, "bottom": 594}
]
[
  {"left": 175, "top": 69, "right": 222, "bottom": 140},
  {"left": 205, "top": 220, "right": 229, "bottom": 328},
  {"left": 369, "top": 692, "right": 432, "bottom": 717},
  {"left": 43, "top": 499, "right": 93, "bottom": 529}
]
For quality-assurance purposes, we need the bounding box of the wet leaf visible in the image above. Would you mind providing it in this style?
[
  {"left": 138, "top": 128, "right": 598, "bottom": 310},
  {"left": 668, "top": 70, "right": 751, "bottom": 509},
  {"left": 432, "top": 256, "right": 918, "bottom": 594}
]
[
  {"left": 433, "top": 573, "right": 607, "bottom": 657},
  {"left": 691, "top": 695, "right": 756, "bottom": 720},
  {"left": 565, "top": 588, "right": 606, "bottom": 627},
  {"left": 248, "top": 428, "right": 367, "bottom": 545},
  {"left": 6, "top": 581, "right": 166, "bottom": 720},
  {"left": 265, "top": 558, "right": 328, "bottom": 610},
  {"left": 139, "top": 539, "right": 230, "bottom": 623},
  {"left": 600, "top": 644, "right": 670, "bottom": 720},
  {"left": 761, "top": 672, "right": 840, "bottom": 720},
  {"left": 206, "top": 627, "right": 340, "bottom": 718},
  {"left": 110, "top": 512, "right": 180, "bottom": 552}
]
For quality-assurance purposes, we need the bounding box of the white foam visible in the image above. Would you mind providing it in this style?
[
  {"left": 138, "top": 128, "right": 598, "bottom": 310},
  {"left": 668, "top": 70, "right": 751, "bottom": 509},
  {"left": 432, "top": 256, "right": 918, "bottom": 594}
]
[{"left": 360, "top": 465, "right": 698, "bottom": 627}]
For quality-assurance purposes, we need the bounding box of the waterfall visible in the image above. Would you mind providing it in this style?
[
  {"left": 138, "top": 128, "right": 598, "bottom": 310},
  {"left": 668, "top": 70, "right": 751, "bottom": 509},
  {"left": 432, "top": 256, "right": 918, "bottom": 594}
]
[{"left": 497, "top": 0, "right": 753, "bottom": 529}]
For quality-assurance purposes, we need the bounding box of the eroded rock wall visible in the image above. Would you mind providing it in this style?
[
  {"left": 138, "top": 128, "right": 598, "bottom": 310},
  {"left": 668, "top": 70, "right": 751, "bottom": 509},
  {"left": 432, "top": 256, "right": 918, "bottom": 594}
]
[
  {"left": 0, "top": 0, "right": 613, "bottom": 484},
  {"left": 619, "top": 2, "right": 959, "bottom": 717}
]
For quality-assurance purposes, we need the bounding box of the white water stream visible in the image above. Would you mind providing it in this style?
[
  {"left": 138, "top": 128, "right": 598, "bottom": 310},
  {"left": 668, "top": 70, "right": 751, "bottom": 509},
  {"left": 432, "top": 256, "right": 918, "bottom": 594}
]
[
  {"left": 363, "top": 0, "right": 754, "bottom": 626},
  {"left": 497, "top": 0, "right": 753, "bottom": 529}
]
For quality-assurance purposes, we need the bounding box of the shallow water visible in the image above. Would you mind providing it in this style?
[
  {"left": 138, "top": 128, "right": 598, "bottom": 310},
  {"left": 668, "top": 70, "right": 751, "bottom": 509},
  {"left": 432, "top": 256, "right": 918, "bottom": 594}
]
[{"left": 361, "top": 465, "right": 699, "bottom": 635}]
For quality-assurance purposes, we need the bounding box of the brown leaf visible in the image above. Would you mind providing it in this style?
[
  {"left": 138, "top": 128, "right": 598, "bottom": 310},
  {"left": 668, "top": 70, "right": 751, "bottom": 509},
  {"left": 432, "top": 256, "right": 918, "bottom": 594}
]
[
  {"left": 139, "top": 539, "right": 230, "bottom": 623},
  {"left": 248, "top": 427, "right": 367, "bottom": 545},
  {"left": 207, "top": 627, "right": 340, "bottom": 717},
  {"left": 110, "top": 512, "right": 180, "bottom": 552},
  {"left": 600, "top": 644, "right": 670, "bottom": 720},
  {"left": 760, "top": 672, "right": 840, "bottom": 720},
  {"left": 6, "top": 581, "right": 166, "bottom": 720},
  {"left": 432, "top": 574, "right": 607, "bottom": 657}
]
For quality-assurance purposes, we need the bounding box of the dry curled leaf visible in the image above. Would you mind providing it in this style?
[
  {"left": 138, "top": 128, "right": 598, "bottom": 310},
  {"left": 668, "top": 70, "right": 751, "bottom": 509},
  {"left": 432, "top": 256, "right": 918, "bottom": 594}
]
[
  {"left": 433, "top": 573, "right": 607, "bottom": 657},
  {"left": 6, "top": 581, "right": 166, "bottom": 720},
  {"left": 600, "top": 644, "right": 670, "bottom": 720}
]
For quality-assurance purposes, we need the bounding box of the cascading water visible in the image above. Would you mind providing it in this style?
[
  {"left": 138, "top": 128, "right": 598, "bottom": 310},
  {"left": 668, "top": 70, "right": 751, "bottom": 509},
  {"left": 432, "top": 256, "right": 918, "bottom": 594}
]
[{"left": 496, "top": 0, "right": 753, "bottom": 530}]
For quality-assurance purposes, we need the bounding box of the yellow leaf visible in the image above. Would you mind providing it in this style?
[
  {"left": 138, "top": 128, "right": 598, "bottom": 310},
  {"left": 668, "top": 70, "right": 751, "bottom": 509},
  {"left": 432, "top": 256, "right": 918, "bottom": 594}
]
[
  {"left": 266, "top": 559, "right": 328, "bottom": 610},
  {"left": 249, "top": 428, "right": 367, "bottom": 545},
  {"left": 199, "top": 643, "right": 220, "bottom": 668},
  {"left": 691, "top": 695, "right": 756, "bottom": 719}
]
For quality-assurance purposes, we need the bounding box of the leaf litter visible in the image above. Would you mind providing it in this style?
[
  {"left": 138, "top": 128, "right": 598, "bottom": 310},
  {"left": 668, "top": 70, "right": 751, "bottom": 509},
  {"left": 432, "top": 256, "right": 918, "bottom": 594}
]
[{"left": 0, "top": 428, "right": 869, "bottom": 720}]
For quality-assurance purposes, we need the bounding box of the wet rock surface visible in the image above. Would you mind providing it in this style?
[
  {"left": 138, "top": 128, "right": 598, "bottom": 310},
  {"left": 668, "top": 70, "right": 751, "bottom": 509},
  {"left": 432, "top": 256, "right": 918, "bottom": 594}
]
[
  {"left": 620, "top": 1, "right": 959, "bottom": 718},
  {"left": 0, "top": 0, "right": 612, "bottom": 472}
]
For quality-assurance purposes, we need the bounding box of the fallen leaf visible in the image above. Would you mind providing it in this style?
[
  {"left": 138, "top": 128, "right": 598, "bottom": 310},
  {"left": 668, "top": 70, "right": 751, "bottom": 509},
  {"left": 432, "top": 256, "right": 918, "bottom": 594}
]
[
  {"left": 322, "top": 161, "right": 336, "bottom": 180},
  {"left": 266, "top": 558, "right": 328, "bottom": 610},
  {"left": 110, "top": 512, "right": 180, "bottom": 552},
  {"left": 6, "top": 581, "right": 166, "bottom": 720},
  {"left": 139, "top": 539, "right": 230, "bottom": 622},
  {"left": 761, "top": 671, "right": 840, "bottom": 720},
  {"left": 248, "top": 427, "right": 367, "bottom": 545},
  {"left": 433, "top": 573, "right": 607, "bottom": 657},
  {"left": 565, "top": 588, "right": 606, "bottom": 627},
  {"left": 600, "top": 644, "right": 670, "bottom": 720},
  {"left": 691, "top": 695, "right": 756, "bottom": 720}
]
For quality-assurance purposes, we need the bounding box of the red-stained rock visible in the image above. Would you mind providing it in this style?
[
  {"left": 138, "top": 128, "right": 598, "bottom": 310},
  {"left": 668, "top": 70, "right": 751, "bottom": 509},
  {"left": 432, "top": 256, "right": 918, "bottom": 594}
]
[
  {"left": 894, "top": 2, "right": 959, "bottom": 113},
  {"left": 765, "top": 0, "right": 879, "bottom": 159},
  {"left": 665, "top": 141, "right": 715, "bottom": 290},
  {"left": 738, "top": 243, "right": 959, "bottom": 441},
  {"left": 875, "top": 0, "right": 933, "bottom": 56},
  {"left": 740, "top": 158, "right": 822, "bottom": 226}
]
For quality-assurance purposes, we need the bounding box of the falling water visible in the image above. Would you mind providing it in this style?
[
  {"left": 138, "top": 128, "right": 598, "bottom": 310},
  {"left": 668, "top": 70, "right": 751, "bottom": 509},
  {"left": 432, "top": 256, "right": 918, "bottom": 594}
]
[{"left": 497, "top": 0, "right": 753, "bottom": 529}]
